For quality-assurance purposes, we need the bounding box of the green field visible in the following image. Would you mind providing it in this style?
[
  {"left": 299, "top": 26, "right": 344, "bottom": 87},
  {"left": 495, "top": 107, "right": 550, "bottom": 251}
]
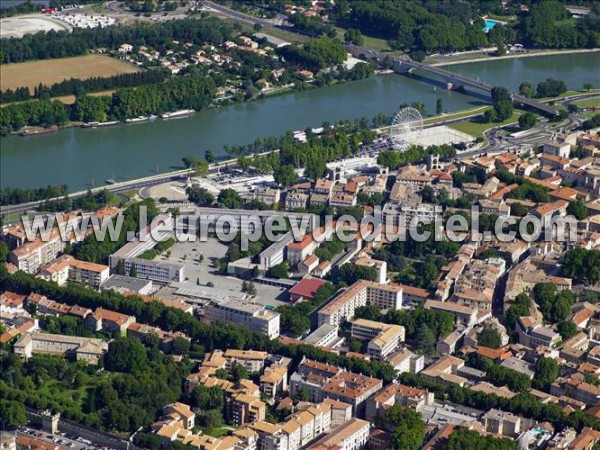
[
  {"left": 448, "top": 111, "right": 521, "bottom": 137},
  {"left": 423, "top": 106, "right": 489, "bottom": 125}
]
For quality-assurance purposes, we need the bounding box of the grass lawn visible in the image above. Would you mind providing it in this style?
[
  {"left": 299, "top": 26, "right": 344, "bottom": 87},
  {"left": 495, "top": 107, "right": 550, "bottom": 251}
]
[
  {"left": 448, "top": 111, "right": 521, "bottom": 137},
  {"left": 573, "top": 97, "right": 600, "bottom": 108},
  {"left": 423, "top": 106, "right": 489, "bottom": 125},
  {"left": 54, "top": 90, "right": 116, "bottom": 105},
  {"left": 0, "top": 54, "right": 139, "bottom": 92},
  {"left": 333, "top": 26, "right": 397, "bottom": 53},
  {"left": 209, "top": 427, "right": 233, "bottom": 437}
]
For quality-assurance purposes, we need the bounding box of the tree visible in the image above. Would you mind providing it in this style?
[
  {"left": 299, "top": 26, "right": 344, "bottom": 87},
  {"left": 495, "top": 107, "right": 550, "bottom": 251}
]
[
  {"left": 246, "top": 282, "right": 257, "bottom": 296},
  {"left": 583, "top": 83, "right": 594, "bottom": 91},
  {"left": 217, "top": 189, "right": 241, "bottom": 209},
  {"left": 304, "top": 158, "right": 327, "bottom": 181},
  {"left": 414, "top": 324, "right": 436, "bottom": 356},
  {"left": 536, "top": 78, "right": 567, "bottom": 98},
  {"left": 0, "top": 241, "right": 9, "bottom": 263},
  {"left": 446, "top": 429, "right": 516, "bottom": 450},
  {"left": 557, "top": 320, "right": 577, "bottom": 340},
  {"left": 519, "top": 81, "right": 536, "bottom": 98},
  {"left": 533, "top": 357, "right": 559, "bottom": 389},
  {"left": 231, "top": 361, "right": 249, "bottom": 382},
  {"left": 268, "top": 262, "right": 289, "bottom": 279},
  {"left": 343, "top": 29, "right": 364, "bottom": 46},
  {"left": 491, "top": 86, "right": 511, "bottom": 103},
  {"left": 187, "top": 185, "right": 214, "bottom": 206},
  {"left": 518, "top": 112, "right": 537, "bottom": 130},
  {"left": 0, "top": 399, "right": 27, "bottom": 426},
  {"left": 436, "top": 98, "right": 443, "bottom": 115},
  {"left": 494, "top": 99, "right": 513, "bottom": 121},
  {"left": 129, "top": 263, "right": 137, "bottom": 278},
  {"left": 204, "top": 150, "right": 215, "bottom": 163},
  {"left": 378, "top": 405, "right": 425, "bottom": 450},
  {"left": 567, "top": 199, "right": 587, "bottom": 220},
  {"left": 170, "top": 336, "right": 190, "bottom": 355},
  {"left": 104, "top": 337, "right": 148, "bottom": 373},
  {"left": 478, "top": 328, "right": 502, "bottom": 348},
  {"left": 273, "top": 164, "right": 297, "bottom": 187},
  {"left": 354, "top": 305, "right": 382, "bottom": 321}
]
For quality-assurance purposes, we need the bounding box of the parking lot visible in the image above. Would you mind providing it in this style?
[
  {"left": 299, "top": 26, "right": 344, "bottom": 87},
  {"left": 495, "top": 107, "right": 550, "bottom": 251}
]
[
  {"left": 17, "top": 427, "right": 97, "bottom": 450},
  {"left": 154, "top": 239, "right": 289, "bottom": 306}
]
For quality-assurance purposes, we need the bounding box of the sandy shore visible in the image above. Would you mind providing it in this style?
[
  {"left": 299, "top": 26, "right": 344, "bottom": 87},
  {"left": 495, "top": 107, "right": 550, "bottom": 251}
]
[{"left": 431, "top": 48, "right": 600, "bottom": 67}]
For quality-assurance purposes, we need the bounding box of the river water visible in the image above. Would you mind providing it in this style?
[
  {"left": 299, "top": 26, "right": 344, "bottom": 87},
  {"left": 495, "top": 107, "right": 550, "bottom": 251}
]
[{"left": 1, "top": 52, "right": 598, "bottom": 190}]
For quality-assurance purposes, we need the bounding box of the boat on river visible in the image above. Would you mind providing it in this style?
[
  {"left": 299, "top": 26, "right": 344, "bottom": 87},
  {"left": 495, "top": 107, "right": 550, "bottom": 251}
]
[{"left": 161, "top": 109, "right": 195, "bottom": 120}]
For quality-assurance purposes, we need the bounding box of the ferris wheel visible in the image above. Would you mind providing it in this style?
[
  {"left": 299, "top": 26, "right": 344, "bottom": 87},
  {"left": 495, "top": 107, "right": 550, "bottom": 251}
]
[{"left": 389, "top": 107, "right": 424, "bottom": 151}]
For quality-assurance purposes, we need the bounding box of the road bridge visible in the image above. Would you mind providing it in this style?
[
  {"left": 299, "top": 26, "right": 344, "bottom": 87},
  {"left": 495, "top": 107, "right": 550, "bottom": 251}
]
[
  {"left": 393, "top": 59, "right": 559, "bottom": 117},
  {"left": 345, "top": 44, "right": 559, "bottom": 117}
]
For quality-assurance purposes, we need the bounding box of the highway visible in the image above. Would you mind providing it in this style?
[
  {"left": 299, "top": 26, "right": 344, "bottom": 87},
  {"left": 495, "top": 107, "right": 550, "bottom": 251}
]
[{"left": 199, "top": 0, "right": 286, "bottom": 26}]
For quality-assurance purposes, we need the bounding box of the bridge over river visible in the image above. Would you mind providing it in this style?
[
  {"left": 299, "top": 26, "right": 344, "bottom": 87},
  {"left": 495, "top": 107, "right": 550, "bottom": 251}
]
[{"left": 347, "top": 45, "right": 559, "bottom": 117}]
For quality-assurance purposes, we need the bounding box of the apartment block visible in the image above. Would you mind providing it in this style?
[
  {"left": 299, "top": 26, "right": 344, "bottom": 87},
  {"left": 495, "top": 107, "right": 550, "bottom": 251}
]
[
  {"left": 317, "top": 281, "right": 403, "bottom": 327},
  {"left": 482, "top": 409, "right": 521, "bottom": 438},
  {"left": 39, "top": 255, "right": 109, "bottom": 287},
  {"left": 8, "top": 229, "right": 65, "bottom": 274},
  {"left": 85, "top": 307, "right": 136, "bottom": 336},
  {"left": 365, "top": 384, "right": 434, "bottom": 421},
  {"left": 14, "top": 332, "right": 108, "bottom": 365},
  {"left": 260, "top": 365, "right": 288, "bottom": 402},
  {"left": 350, "top": 319, "right": 405, "bottom": 360},
  {"left": 204, "top": 298, "right": 280, "bottom": 339},
  {"left": 517, "top": 316, "right": 560, "bottom": 348},
  {"left": 224, "top": 349, "right": 268, "bottom": 373},
  {"left": 307, "top": 418, "right": 370, "bottom": 450},
  {"left": 228, "top": 394, "right": 266, "bottom": 426}
]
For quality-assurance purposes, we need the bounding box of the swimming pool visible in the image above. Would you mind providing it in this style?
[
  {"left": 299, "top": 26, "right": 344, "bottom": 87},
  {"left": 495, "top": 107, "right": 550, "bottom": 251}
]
[{"left": 483, "top": 19, "right": 499, "bottom": 33}]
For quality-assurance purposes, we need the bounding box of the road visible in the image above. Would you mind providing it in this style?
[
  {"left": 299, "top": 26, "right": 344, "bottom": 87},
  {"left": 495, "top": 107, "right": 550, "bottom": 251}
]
[{"left": 199, "top": 0, "right": 285, "bottom": 26}]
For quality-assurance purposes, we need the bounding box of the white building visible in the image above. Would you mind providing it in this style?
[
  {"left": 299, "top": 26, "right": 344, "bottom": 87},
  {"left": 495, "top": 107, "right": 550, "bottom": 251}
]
[{"left": 204, "top": 298, "right": 280, "bottom": 339}]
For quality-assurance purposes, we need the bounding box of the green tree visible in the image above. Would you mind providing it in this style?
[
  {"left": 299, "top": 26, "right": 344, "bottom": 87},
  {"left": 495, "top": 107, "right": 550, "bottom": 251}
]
[
  {"left": 0, "top": 399, "right": 27, "bottom": 426},
  {"left": 557, "top": 320, "right": 578, "bottom": 340},
  {"left": 567, "top": 199, "right": 588, "bottom": 220},
  {"left": 343, "top": 29, "right": 364, "bottom": 46},
  {"left": 268, "top": 262, "right": 289, "bottom": 279},
  {"left": 436, "top": 98, "right": 443, "bottom": 115},
  {"left": 0, "top": 241, "right": 9, "bottom": 263},
  {"left": 478, "top": 328, "right": 502, "bottom": 348},
  {"left": 187, "top": 185, "right": 215, "bottom": 207},
  {"left": 104, "top": 337, "right": 148, "bottom": 373},
  {"left": 494, "top": 99, "right": 513, "bottom": 121},
  {"left": 170, "top": 337, "right": 190, "bottom": 355},
  {"left": 533, "top": 357, "right": 559, "bottom": 389},
  {"left": 377, "top": 405, "right": 425, "bottom": 450},
  {"left": 231, "top": 361, "right": 249, "bottom": 382},
  {"left": 273, "top": 164, "right": 297, "bottom": 187},
  {"left": 446, "top": 429, "right": 516, "bottom": 450},
  {"left": 519, "top": 81, "right": 536, "bottom": 98},
  {"left": 217, "top": 189, "right": 241, "bottom": 209},
  {"left": 414, "top": 324, "right": 436, "bottom": 356},
  {"left": 518, "top": 112, "right": 537, "bottom": 130}
]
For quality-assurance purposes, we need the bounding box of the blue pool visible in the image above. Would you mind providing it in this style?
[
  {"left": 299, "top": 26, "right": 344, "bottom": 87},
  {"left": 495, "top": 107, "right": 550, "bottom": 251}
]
[{"left": 483, "top": 19, "right": 499, "bottom": 33}]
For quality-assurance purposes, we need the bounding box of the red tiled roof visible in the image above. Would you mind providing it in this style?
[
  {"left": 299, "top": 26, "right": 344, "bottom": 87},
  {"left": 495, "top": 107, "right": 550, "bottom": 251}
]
[{"left": 289, "top": 278, "right": 327, "bottom": 299}]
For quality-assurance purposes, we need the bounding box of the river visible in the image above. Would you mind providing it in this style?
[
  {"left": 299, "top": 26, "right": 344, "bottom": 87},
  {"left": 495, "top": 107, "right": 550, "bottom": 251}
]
[{"left": 1, "top": 52, "right": 598, "bottom": 190}]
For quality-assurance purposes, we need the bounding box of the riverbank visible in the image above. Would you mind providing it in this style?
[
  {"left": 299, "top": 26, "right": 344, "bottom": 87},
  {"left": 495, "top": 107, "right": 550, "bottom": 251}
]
[{"left": 432, "top": 48, "right": 600, "bottom": 67}]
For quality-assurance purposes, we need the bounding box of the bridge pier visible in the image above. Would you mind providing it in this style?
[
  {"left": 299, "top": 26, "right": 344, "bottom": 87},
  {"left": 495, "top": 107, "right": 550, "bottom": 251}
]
[
  {"left": 446, "top": 82, "right": 465, "bottom": 91},
  {"left": 392, "top": 60, "right": 414, "bottom": 74}
]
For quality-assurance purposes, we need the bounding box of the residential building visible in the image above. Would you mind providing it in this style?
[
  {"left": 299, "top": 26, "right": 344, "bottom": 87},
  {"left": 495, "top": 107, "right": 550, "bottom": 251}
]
[
  {"left": 318, "top": 281, "right": 404, "bottom": 327},
  {"left": 365, "top": 384, "right": 434, "bottom": 421},
  {"left": 307, "top": 418, "right": 370, "bottom": 450},
  {"left": 482, "top": 409, "right": 521, "bottom": 437},
  {"left": 420, "top": 355, "right": 467, "bottom": 387},
  {"left": 38, "top": 255, "right": 109, "bottom": 287},
  {"left": 85, "top": 307, "right": 136, "bottom": 335},
  {"left": 204, "top": 298, "right": 280, "bottom": 339},
  {"left": 289, "top": 278, "right": 328, "bottom": 303},
  {"left": 543, "top": 141, "right": 571, "bottom": 159},
  {"left": 350, "top": 319, "right": 405, "bottom": 360},
  {"left": 260, "top": 365, "right": 288, "bottom": 402},
  {"left": 224, "top": 349, "right": 268, "bottom": 373},
  {"left": 8, "top": 229, "right": 65, "bottom": 274},
  {"left": 228, "top": 394, "right": 267, "bottom": 426},
  {"left": 516, "top": 316, "right": 560, "bottom": 348},
  {"left": 14, "top": 332, "right": 108, "bottom": 364}
]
